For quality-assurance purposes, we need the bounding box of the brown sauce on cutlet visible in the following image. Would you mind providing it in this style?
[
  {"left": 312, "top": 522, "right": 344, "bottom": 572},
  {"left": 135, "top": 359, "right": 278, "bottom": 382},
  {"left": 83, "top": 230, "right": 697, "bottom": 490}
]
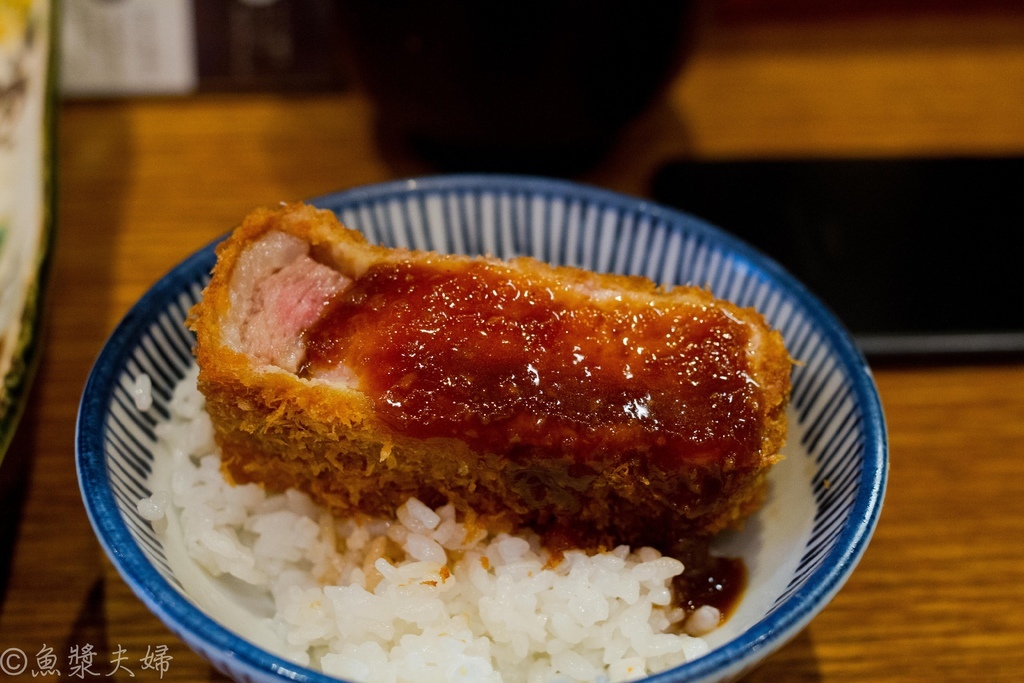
[{"left": 300, "top": 260, "right": 765, "bottom": 473}]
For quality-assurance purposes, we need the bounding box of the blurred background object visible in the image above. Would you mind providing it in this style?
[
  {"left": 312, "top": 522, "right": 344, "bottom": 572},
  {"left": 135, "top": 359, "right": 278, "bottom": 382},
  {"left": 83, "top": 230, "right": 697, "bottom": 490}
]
[
  {"left": 652, "top": 156, "right": 1024, "bottom": 362},
  {"left": 59, "top": 0, "right": 197, "bottom": 96},
  {"left": 334, "top": 0, "right": 696, "bottom": 175},
  {"left": 1, "top": 0, "right": 56, "bottom": 611},
  {"left": 193, "top": 0, "right": 348, "bottom": 92},
  {"left": 59, "top": 0, "right": 349, "bottom": 96},
  {"left": 1, "top": 0, "right": 55, "bottom": 465}
]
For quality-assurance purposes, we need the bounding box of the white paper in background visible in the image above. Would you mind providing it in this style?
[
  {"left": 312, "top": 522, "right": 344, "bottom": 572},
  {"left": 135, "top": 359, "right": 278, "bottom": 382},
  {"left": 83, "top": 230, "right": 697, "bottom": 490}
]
[{"left": 60, "top": 0, "right": 198, "bottom": 96}]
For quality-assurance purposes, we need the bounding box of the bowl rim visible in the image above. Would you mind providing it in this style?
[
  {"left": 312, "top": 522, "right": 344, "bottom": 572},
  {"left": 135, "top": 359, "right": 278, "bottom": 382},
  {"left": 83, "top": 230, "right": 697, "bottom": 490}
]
[{"left": 77, "top": 173, "right": 888, "bottom": 683}]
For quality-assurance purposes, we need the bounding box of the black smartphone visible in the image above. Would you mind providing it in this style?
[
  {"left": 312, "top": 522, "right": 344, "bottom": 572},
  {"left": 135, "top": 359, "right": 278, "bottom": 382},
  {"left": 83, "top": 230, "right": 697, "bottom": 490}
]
[{"left": 651, "top": 156, "right": 1024, "bottom": 362}]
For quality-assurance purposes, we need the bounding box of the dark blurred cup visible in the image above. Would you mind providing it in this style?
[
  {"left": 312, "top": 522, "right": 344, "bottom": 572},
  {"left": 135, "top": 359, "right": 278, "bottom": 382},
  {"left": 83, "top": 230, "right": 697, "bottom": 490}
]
[{"left": 336, "top": 1, "right": 696, "bottom": 175}]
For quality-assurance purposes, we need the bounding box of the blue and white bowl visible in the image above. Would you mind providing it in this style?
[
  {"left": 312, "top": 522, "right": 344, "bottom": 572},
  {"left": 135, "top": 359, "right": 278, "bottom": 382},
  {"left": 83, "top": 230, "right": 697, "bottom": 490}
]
[{"left": 77, "top": 175, "right": 887, "bottom": 683}]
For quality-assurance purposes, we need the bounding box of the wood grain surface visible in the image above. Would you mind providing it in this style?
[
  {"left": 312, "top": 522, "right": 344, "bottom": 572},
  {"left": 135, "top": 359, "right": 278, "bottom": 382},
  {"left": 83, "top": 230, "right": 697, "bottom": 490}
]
[{"left": 2, "top": 6, "right": 1023, "bottom": 682}]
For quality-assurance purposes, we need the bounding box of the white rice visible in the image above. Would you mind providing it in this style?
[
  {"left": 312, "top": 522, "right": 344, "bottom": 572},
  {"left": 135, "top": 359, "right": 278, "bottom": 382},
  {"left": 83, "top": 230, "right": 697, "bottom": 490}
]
[
  {"left": 130, "top": 372, "right": 154, "bottom": 411},
  {"left": 141, "top": 368, "right": 713, "bottom": 683}
]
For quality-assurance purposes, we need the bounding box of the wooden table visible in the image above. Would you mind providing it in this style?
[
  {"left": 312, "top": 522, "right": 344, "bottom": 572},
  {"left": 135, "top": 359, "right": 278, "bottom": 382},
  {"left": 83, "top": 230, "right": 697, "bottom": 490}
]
[{"left": 3, "top": 6, "right": 1024, "bottom": 682}]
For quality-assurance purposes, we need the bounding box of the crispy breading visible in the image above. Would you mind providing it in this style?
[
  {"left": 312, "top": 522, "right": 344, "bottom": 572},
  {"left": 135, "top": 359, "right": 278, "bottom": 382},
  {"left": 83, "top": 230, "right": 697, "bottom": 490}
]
[{"left": 189, "top": 203, "right": 791, "bottom": 550}]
